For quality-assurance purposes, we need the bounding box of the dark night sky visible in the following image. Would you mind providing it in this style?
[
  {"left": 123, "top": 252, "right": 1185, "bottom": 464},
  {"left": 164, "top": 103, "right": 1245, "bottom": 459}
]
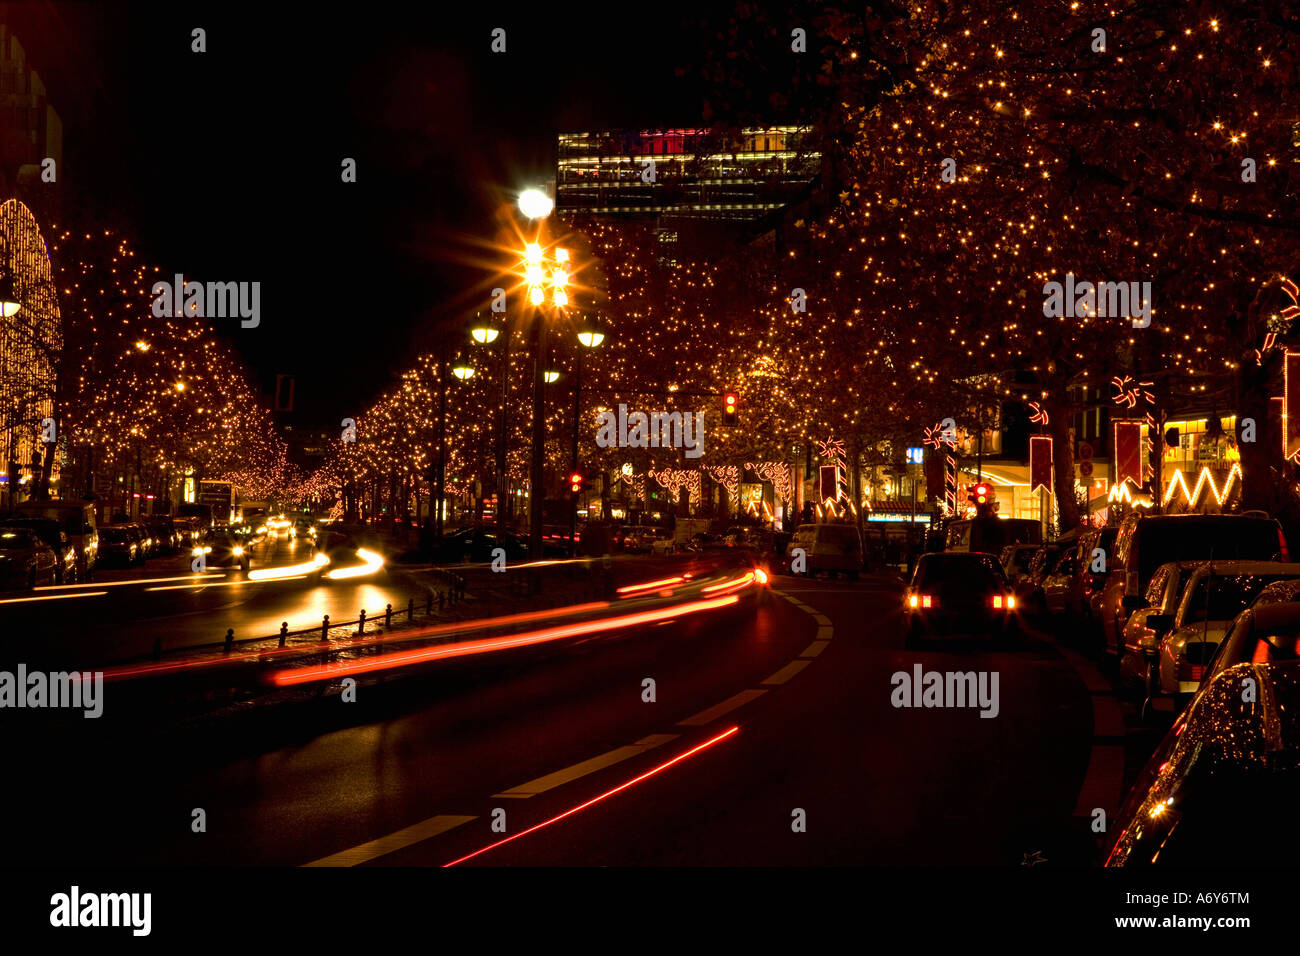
[{"left": 5, "top": 1, "right": 730, "bottom": 424}]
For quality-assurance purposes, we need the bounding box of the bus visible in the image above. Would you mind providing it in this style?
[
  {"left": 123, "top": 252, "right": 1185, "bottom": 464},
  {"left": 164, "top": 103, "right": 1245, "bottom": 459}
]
[{"left": 945, "top": 516, "right": 1042, "bottom": 554}]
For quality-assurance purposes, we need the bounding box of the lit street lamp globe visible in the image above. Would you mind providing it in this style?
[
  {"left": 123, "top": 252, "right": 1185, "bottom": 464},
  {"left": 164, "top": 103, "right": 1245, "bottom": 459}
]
[{"left": 518, "top": 188, "right": 553, "bottom": 220}]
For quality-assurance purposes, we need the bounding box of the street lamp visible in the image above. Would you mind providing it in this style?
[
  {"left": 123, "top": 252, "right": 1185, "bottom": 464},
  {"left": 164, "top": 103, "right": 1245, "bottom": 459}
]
[
  {"left": 470, "top": 312, "right": 500, "bottom": 345},
  {"left": 544, "top": 369, "right": 561, "bottom": 384},
  {"left": 451, "top": 356, "right": 476, "bottom": 380},
  {"left": 518, "top": 188, "right": 554, "bottom": 220},
  {"left": 569, "top": 314, "right": 607, "bottom": 555},
  {"left": 470, "top": 312, "right": 509, "bottom": 525}
]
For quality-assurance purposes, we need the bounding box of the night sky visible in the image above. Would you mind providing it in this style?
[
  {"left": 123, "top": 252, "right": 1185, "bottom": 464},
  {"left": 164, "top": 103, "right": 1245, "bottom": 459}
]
[{"left": 7, "top": 2, "right": 728, "bottom": 423}]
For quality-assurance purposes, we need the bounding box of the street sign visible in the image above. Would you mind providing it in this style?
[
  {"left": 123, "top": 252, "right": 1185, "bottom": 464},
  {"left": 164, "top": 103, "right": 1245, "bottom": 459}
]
[
  {"left": 906, "top": 447, "right": 924, "bottom": 464},
  {"left": 1078, "top": 442, "right": 1094, "bottom": 461},
  {"left": 1079, "top": 461, "right": 1094, "bottom": 478}
]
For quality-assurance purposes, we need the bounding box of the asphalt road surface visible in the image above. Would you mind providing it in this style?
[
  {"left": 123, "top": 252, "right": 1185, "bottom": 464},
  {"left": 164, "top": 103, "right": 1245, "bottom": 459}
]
[{"left": 5, "top": 562, "right": 1124, "bottom": 867}]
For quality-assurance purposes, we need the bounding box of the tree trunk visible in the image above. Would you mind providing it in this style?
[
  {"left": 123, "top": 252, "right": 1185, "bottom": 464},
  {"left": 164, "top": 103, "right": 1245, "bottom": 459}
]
[{"left": 1049, "top": 404, "right": 1079, "bottom": 531}]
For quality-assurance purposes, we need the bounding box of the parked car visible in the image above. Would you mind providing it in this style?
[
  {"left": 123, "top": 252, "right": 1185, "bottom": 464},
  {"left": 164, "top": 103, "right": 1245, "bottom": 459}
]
[
  {"left": 784, "top": 523, "right": 864, "bottom": 579},
  {"left": 0, "top": 527, "right": 59, "bottom": 589},
  {"left": 143, "top": 517, "right": 171, "bottom": 552},
  {"left": 1041, "top": 545, "right": 1086, "bottom": 615},
  {"left": 1079, "top": 526, "right": 1119, "bottom": 626},
  {"left": 1150, "top": 561, "right": 1300, "bottom": 707},
  {"left": 431, "top": 526, "right": 529, "bottom": 563},
  {"left": 1012, "top": 544, "right": 1061, "bottom": 614},
  {"left": 1106, "top": 660, "right": 1300, "bottom": 866},
  {"left": 1098, "top": 512, "right": 1288, "bottom": 665},
  {"left": 13, "top": 500, "right": 98, "bottom": 581},
  {"left": 999, "top": 544, "right": 1039, "bottom": 584},
  {"left": 1203, "top": 602, "right": 1300, "bottom": 686},
  {"left": 649, "top": 528, "right": 677, "bottom": 556},
  {"left": 904, "top": 551, "right": 1018, "bottom": 644},
  {"left": 116, "top": 522, "right": 152, "bottom": 561},
  {"left": 96, "top": 525, "right": 140, "bottom": 567},
  {"left": 0, "top": 517, "right": 78, "bottom": 584},
  {"left": 1118, "top": 560, "right": 1203, "bottom": 698}
]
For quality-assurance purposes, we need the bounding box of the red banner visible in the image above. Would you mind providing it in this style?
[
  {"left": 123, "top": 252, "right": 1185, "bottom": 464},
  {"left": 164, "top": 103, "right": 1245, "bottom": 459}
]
[
  {"left": 1286, "top": 353, "right": 1300, "bottom": 461},
  {"left": 1029, "top": 435, "right": 1053, "bottom": 494},
  {"left": 1113, "top": 421, "right": 1143, "bottom": 487}
]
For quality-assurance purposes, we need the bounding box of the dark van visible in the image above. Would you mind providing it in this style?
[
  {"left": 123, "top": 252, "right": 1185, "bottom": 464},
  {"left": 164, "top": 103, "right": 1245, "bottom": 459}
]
[{"left": 1098, "top": 512, "right": 1288, "bottom": 663}]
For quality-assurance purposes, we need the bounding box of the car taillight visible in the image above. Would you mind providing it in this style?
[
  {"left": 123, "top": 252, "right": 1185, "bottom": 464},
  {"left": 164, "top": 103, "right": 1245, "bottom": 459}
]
[
  {"left": 993, "top": 595, "right": 1016, "bottom": 609},
  {"left": 1007, "top": 596, "right": 1016, "bottom": 609},
  {"left": 922, "top": 595, "right": 933, "bottom": 608},
  {"left": 908, "top": 594, "right": 919, "bottom": 608},
  {"left": 1280, "top": 527, "right": 1291, "bottom": 562}
]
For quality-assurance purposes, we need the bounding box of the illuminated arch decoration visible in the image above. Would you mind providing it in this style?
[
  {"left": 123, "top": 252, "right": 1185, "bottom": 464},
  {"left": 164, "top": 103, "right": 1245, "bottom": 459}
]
[
  {"left": 649, "top": 467, "right": 701, "bottom": 506},
  {"left": 1162, "top": 464, "right": 1242, "bottom": 510},
  {"left": 705, "top": 464, "right": 739, "bottom": 499},
  {"left": 0, "top": 199, "right": 62, "bottom": 489},
  {"left": 745, "top": 461, "right": 793, "bottom": 505}
]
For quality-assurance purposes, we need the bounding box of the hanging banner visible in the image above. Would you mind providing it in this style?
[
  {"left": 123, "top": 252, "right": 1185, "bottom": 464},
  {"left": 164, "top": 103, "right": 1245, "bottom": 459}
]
[
  {"left": 1285, "top": 353, "right": 1300, "bottom": 461},
  {"left": 819, "top": 464, "right": 839, "bottom": 504},
  {"left": 1113, "top": 421, "right": 1144, "bottom": 487},
  {"left": 1029, "top": 435, "right": 1054, "bottom": 494},
  {"left": 924, "top": 450, "right": 944, "bottom": 499}
]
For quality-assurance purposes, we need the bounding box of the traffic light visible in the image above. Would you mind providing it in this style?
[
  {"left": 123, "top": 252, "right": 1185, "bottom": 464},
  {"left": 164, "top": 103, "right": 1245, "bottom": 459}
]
[
  {"left": 570, "top": 472, "right": 583, "bottom": 494},
  {"left": 967, "top": 482, "right": 996, "bottom": 515},
  {"left": 723, "top": 391, "right": 738, "bottom": 425}
]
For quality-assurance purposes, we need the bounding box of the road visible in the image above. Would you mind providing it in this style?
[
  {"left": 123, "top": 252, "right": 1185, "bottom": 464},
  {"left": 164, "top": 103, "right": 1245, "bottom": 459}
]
[{"left": 3, "top": 559, "right": 1131, "bottom": 867}]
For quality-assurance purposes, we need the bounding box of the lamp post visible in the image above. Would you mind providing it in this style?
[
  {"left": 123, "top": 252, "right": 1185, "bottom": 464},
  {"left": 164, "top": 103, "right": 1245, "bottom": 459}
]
[
  {"left": 570, "top": 316, "right": 606, "bottom": 556},
  {"left": 470, "top": 312, "right": 509, "bottom": 526},
  {"left": 434, "top": 340, "right": 475, "bottom": 542},
  {"left": 517, "top": 189, "right": 568, "bottom": 560}
]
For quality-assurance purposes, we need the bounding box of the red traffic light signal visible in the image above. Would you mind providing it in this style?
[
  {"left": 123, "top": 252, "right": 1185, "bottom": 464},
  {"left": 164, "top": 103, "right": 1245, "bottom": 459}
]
[
  {"left": 967, "top": 483, "right": 991, "bottom": 505},
  {"left": 570, "top": 472, "right": 583, "bottom": 494},
  {"left": 723, "top": 391, "right": 738, "bottom": 424}
]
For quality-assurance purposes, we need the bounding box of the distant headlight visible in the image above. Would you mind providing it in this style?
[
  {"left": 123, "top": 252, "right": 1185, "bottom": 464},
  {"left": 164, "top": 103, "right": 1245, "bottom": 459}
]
[{"left": 232, "top": 546, "right": 244, "bottom": 557}]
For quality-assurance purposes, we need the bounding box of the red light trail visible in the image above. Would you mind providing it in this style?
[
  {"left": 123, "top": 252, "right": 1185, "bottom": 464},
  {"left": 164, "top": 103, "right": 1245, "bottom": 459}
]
[{"left": 443, "top": 726, "right": 740, "bottom": 866}]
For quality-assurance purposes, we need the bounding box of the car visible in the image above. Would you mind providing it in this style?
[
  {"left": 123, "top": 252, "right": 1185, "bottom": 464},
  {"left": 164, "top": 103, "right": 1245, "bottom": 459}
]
[
  {"left": 0, "top": 527, "right": 59, "bottom": 589},
  {"left": 1118, "top": 560, "right": 1203, "bottom": 698},
  {"left": 193, "top": 531, "right": 251, "bottom": 572},
  {"left": 430, "top": 526, "right": 529, "bottom": 564},
  {"left": 1078, "top": 526, "right": 1119, "bottom": 626},
  {"left": 293, "top": 517, "right": 318, "bottom": 540},
  {"left": 0, "top": 518, "right": 78, "bottom": 584},
  {"left": 1012, "top": 544, "right": 1061, "bottom": 614},
  {"left": 649, "top": 528, "right": 677, "bottom": 556},
  {"left": 1105, "top": 660, "right": 1300, "bottom": 866},
  {"left": 1040, "top": 545, "right": 1086, "bottom": 616},
  {"left": 13, "top": 500, "right": 98, "bottom": 581},
  {"left": 1202, "top": 602, "right": 1300, "bottom": 686},
  {"left": 117, "top": 522, "right": 152, "bottom": 562},
  {"left": 96, "top": 525, "right": 140, "bottom": 567},
  {"left": 144, "top": 517, "right": 180, "bottom": 553},
  {"left": 999, "top": 544, "right": 1039, "bottom": 584},
  {"left": 1149, "top": 561, "right": 1300, "bottom": 707},
  {"left": 1098, "top": 512, "right": 1288, "bottom": 666},
  {"left": 784, "top": 523, "right": 864, "bottom": 579},
  {"left": 904, "top": 551, "right": 1018, "bottom": 645}
]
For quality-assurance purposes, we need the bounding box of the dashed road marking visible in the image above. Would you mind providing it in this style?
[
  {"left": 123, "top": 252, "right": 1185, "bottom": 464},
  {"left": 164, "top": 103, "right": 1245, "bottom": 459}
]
[
  {"left": 303, "top": 814, "right": 477, "bottom": 867},
  {"left": 678, "top": 689, "right": 768, "bottom": 726},
  {"left": 762, "top": 660, "right": 811, "bottom": 685},
  {"left": 800, "top": 639, "right": 831, "bottom": 658},
  {"left": 493, "top": 734, "right": 679, "bottom": 799}
]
